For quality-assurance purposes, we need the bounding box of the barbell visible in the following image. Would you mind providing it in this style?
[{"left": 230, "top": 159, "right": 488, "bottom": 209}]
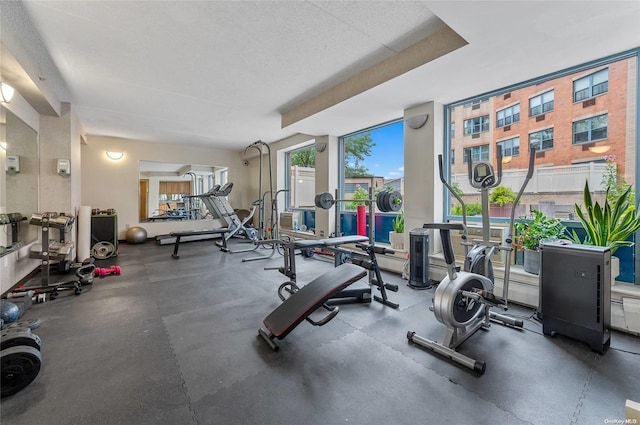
[{"left": 314, "top": 190, "right": 403, "bottom": 212}]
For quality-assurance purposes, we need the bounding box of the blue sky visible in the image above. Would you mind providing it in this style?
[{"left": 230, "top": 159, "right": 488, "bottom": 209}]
[{"left": 361, "top": 121, "right": 404, "bottom": 180}]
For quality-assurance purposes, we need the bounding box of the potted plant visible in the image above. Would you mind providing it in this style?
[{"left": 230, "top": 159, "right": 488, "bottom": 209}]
[
  {"left": 389, "top": 210, "right": 404, "bottom": 250},
  {"left": 489, "top": 186, "right": 525, "bottom": 217},
  {"left": 570, "top": 181, "right": 640, "bottom": 282},
  {"left": 514, "top": 209, "right": 566, "bottom": 274}
]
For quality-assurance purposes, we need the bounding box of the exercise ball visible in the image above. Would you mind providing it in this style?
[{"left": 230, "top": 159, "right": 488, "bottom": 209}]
[
  {"left": 0, "top": 300, "right": 21, "bottom": 325},
  {"left": 125, "top": 226, "right": 147, "bottom": 244}
]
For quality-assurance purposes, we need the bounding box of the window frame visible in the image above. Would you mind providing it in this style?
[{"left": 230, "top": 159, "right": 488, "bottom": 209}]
[
  {"left": 574, "top": 68, "right": 609, "bottom": 102},
  {"left": 284, "top": 143, "right": 316, "bottom": 210},
  {"left": 337, "top": 118, "right": 404, "bottom": 243},
  {"left": 463, "top": 115, "right": 490, "bottom": 135},
  {"left": 496, "top": 104, "right": 521, "bottom": 128},
  {"left": 529, "top": 90, "right": 554, "bottom": 117},
  {"left": 443, "top": 47, "right": 639, "bottom": 284},
  {"left": 572, "top": 113, "right": 608, "bottom": 144},
  {"left": 496, "top": 136, "right": 520, "bottom": 157},
  {"left": 462, "top": 144, "right": 489, "bottom": 163},
  {"left": 528, "top": 128, "right": 554, "bottom": 152}
]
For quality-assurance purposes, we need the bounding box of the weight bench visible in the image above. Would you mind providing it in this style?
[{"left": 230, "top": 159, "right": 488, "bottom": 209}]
[
  {"left": 279, "top": 235, "right": 398, "bottom": 308},
  {"left": 258, "top": 263, "right": 367, "bottom": 351},
  {"left": 170, "top": 228, "right": 230, "bottom": 259},
  {"left": 282, "top": 235, "right": 372, "bottom": 304}
]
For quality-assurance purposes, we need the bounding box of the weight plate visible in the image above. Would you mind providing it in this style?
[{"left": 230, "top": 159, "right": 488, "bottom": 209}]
[
  {"left": 6, "top": 319, "right": 41, "bottom": 331},
  {"left": 92, "top": 242, "right": 115, "bottom": 260},
  {"left": 1, "top": 345, "right": 42, "bottom": 398},
  {"left": 384, "top": 190, "right": 393, "bottom": 212},
  {"left": 314, "top": 192, "right": 334, "bottom": 209},
  {"left": 1, "top": 332, "right": 42, "bottom": 351},
  {"left": 337, "top": 252, "right": 350, "bottom": 265},
  {"left": 376, "top": 190, "right": 403, "bottom": 212},
  {"left": 1, "top": 328, "right": 31, "bottom": 337},
  {"left": 376, "top": 190, "right": 388, "bottom": 211},
  {"left": 387, "top": 190, "right": 403, "bottom": 212}
]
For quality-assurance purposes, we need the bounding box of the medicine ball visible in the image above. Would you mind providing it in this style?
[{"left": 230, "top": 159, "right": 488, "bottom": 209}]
[
  {"left": 125, "top": 226, "right": 148, "bottom": 244},
  {"left": 0, "top": 301, "right": 21, "bottom": 325}
]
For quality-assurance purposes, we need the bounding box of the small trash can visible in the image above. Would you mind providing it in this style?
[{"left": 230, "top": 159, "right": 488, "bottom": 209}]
[{"left": 409, "top": 228, "right": 431, "bottom": 289}]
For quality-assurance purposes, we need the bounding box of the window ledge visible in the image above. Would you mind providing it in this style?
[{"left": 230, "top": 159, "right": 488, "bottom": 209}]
[{"left": 612, "top": 282, "right": 640, "bottom": 298}]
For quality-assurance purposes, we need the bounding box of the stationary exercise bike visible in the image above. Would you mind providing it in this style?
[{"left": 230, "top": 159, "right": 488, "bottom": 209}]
[{"left": 407, "top": 147, "right": 535, "bottom": 374}]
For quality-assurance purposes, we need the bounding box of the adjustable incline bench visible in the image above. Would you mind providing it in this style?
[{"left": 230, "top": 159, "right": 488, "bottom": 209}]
[{"left": 258, "top": 263, "right": 367, "bottom": 351}]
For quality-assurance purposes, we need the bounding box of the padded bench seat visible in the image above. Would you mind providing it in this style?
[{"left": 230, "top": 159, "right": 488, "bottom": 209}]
[
  {"left": 259, "top": 263, "right": 367, "bottom": 351},
  {"left": 292, "top": 235, "right": 369, "bottom": 250}
]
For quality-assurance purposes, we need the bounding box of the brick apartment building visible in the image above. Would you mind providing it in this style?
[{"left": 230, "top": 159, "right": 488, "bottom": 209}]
[{"left": 449, "top": 56, "right": 637, "bottom": 198}]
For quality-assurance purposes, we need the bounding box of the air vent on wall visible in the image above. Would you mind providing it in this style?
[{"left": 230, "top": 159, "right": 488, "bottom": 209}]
[
  {"left": 583, "top": 98, "right": 596, "bottom": 108},
  {"left": 503, "top": 93, "right": 511, "bottom": 100},
  {"left": 504, "top": 125, "right": 511, "bottom": 131},
  {"left": 472, "top": 104, "right": 480, "bottom": 110},
  {"left": 472, "top": 133, "right": 480, "bottom": 139},
  {"left": 536, "top": 114, "right": 545, "bottom": 122}
]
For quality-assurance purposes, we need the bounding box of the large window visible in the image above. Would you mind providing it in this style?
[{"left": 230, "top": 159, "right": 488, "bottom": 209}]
[
  {"left": 445, "top": 49, "right": 638, "bottom": 284},
  {"left": 496, "top": 104, "right": 520, "bottom": 128},
  {"left": 573, "top": 114, "right": 608, "bottom": 144},
  {"left": 574, "top": 68, "right": 609, "bottom": 102},
  {"left": 286, "top": 145, "right": 316, "bottom": 210},
  {"left": 463, "top": 116, "right": 489, "bottom": 135},
  {"left": 529, "top": 128, "right": 554, "bottom": 152},
  {"left": 339, "top": 120, "right": 404, "bottom": 243},
  {"left": 529, "top": 90, "right": 554, "bottom": 116}
]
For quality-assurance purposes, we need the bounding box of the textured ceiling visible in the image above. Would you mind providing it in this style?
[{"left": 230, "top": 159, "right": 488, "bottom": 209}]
[{"left": 1, "top": 1, "right": 639, "bottom": 151}]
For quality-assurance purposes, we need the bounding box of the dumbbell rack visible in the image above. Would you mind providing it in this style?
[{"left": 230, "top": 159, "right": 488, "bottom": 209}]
[{"left": 28, "top": 214, "right": 76, "bottom": 289}]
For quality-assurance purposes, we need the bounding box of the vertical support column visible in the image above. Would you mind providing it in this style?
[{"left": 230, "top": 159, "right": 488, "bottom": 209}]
[
  {"left": 314, "top": 135, "right": 338, "bottom": 238},
  {"left": 403, "top": 101, "right": 444, "bottom": 253},
  {"left": 40, "top": 102, "right": 83, "bottom": 259}
]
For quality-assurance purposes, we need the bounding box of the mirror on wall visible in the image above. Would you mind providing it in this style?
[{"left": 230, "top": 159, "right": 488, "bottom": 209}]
[
  {"left": 139, "top": 161, "right": 228, "bottom": 223},
  {"left": 0, "top": 106, "right": 39, "bottom": 255}
]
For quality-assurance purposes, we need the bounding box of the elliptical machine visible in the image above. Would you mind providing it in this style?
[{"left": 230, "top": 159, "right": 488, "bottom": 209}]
[{"left": 407, "top": 147, "right": 535, "bottom": 374}]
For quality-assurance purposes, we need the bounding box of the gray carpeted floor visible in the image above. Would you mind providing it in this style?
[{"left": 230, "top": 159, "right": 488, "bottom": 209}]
[{"left": 2, "top": 239, "right": 639, "bottom": 425}]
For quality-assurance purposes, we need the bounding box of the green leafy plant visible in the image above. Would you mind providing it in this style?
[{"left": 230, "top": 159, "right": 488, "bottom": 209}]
[
  {"left": 514, "top": 210, "right": 567, "bottom": 251},
  {"left": 451, "top": 203, "right": 482, "bottom": 216},
  {"left": 489, "top": 186, "right": 517, "bottom": 207},
  {"left": 346, "top": 185, "right": 369, "bottom": 210},
  {"left": 569, "top": 181, "right": 640, "bottom": 254},
  {"left": 392, "top": 210, "right": 404, "bottom": 233},
  {"left": 601, "top": 154, "right": 635, "bottom": 206}
]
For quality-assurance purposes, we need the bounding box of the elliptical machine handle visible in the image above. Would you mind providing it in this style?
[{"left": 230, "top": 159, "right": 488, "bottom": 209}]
[
  {"left": 494, "top": 146, "right": 503, "bottom": 187},
  {"left": 438, "top": 154, "right": 467, "bottom": 228},
  {"left": 526, "top": 147, "right": 536, "bottom": 179},
  {"left": 439, "top": 229, "right": 456, "bottom": 267}
]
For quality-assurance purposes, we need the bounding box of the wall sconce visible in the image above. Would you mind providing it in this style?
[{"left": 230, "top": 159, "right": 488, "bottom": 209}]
[
  {"left": 587, "top": 145, "right": 610, "bottom": 154},
  {"left": 1, "top": 83, "right": 15, "bottom": 103},
  {"left": 405, "top": 113, "right": 429, "bottom": 130},
  {"left": 106, "top": 151, "right": 124, "bottom": 160}
]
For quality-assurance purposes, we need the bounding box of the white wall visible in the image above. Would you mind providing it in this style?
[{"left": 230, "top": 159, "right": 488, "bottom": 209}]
[{"left": 81, "top": 136, "right": 250, "bottom": 239}]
